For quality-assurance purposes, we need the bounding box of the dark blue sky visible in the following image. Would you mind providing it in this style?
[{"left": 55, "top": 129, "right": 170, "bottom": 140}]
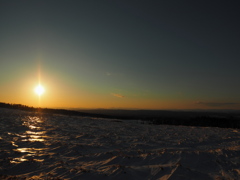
[{"left": 1, "top": 0, "right": 240, "bottom": 109}]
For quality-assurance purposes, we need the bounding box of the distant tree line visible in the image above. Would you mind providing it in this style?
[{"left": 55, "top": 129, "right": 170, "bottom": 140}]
[
  {"left": 0, "top": 102, "right": 97, "bottom": 117},
  {"left": 0, "top": 102, "right": 119, "bottom": 118},
  {"left": 0, "top": 102, "right": 240, "bottom": 129},
  {"left": 0, "top": 102, "right": 35, "bottom": 110}
]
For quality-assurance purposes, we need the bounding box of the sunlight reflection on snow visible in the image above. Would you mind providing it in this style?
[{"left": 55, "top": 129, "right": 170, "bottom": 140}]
[
  {"left": 21, "top": 116, "right": 47, "bottom": 142},
  {"left": 10, "top": 115, "right": 49, "bottom": 163}
]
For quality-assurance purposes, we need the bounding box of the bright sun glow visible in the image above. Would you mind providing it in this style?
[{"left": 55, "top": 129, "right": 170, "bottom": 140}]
[{"left": 34, "top": 85, "right": 45, "bottom": 96}]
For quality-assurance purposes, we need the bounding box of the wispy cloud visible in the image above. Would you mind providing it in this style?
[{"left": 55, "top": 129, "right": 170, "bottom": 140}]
[
  {"left": 195, "top": 101, "right": 240, "bottom": 107},
  {"left": 106, "top": 72, "right": 111, "bottom": 76},
  {"left": 105, "top": 72, "right": 125, "bottom": 77},
  {"left": 112, "top": 93, "right": 125, "bottom": 98}
]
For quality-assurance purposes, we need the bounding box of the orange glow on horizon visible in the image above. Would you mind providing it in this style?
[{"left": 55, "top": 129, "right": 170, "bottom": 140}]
[{"left": 1, "top": 61, "right": 238, "bottom": 110}]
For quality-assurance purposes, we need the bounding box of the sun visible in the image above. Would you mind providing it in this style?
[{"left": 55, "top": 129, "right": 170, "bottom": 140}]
[{"left": 34, "top": 84, "right": 45, "bottom": 96}]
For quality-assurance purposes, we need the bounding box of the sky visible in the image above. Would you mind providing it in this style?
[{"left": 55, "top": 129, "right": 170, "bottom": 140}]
[{"left": 1, "top": 0, "right": 240, "bottom": 110}]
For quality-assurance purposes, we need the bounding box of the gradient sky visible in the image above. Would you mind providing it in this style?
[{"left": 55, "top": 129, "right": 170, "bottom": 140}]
[{"left": 1, "top": 0, "right": 240, "bottom": 109}]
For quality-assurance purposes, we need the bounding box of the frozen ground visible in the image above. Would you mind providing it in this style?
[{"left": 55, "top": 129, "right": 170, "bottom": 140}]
[{"left": 0, "top": 108, "right": 240, "bottom": 180}]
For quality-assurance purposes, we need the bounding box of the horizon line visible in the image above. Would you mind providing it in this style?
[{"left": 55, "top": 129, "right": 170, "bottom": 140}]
[{"left": 1, "top": 102, "right": 240, "bottom": 112}]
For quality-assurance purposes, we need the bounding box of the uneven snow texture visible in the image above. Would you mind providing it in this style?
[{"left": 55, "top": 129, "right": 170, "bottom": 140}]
[{"left": 0, "top": 108, "right": 240, "bottom": 180}]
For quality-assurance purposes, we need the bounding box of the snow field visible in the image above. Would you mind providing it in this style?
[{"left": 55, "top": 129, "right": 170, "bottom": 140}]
[{"left": 0, "top": 108, "right": 240, "bottom": 179}]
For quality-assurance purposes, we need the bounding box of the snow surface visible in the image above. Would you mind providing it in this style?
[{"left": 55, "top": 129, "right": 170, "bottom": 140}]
[{"left": 0, "top": 108, "right": 240, "bottom": 180}]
